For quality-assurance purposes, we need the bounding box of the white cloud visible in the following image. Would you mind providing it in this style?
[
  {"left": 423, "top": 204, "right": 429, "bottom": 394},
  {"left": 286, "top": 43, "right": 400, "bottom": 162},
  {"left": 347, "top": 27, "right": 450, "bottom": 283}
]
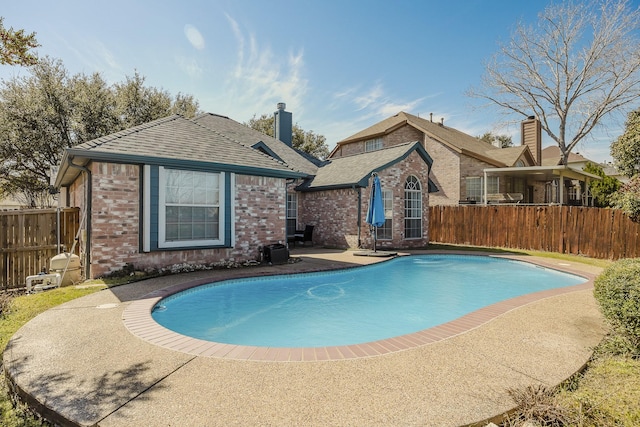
[
  {"left": 175, "top": 56, "right": 203, "bottom": 78},
  {"left": 184, "top": 24, "right": 205, "bottom": 50},
  {"left": 217, "top": 14, "right": 308, "bottom": 120}
]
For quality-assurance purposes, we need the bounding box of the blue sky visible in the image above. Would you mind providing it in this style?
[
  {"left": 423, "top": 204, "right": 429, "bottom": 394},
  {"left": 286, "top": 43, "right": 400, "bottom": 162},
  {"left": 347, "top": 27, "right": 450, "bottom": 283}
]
[{"left": 2, "top": 0, "right": 639, "bottom": 163}]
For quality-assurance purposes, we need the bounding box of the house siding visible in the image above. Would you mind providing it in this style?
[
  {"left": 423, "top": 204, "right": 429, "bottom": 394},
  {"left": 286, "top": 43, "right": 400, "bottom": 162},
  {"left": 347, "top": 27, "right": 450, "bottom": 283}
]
[
  {"left": 72, "top": 162, "right": 287, "bottom": 278},
  {"left": 296, "top": 150, "right": 430, "bottom": 249}
]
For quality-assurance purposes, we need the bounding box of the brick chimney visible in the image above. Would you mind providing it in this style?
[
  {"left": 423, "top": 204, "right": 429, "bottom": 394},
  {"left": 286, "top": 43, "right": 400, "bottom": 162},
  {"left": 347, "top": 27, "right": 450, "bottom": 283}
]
[
  {"left": 274, "top": 102, "right": 292, "bottom": 147},
  {"left": 521, "top": 116, "right": 542, "bottom": 166}
]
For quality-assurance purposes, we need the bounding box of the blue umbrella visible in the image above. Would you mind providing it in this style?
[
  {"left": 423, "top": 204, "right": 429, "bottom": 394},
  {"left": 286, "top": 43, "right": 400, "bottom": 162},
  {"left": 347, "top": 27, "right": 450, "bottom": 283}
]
[{"left": 365, "top": 174, "right": 385, "bottom": 251}]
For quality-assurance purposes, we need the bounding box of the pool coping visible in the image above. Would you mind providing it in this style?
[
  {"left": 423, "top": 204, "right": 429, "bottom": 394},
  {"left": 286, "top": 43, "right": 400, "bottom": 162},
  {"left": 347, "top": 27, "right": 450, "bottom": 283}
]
[{"left": 122, "top": 254, "right": 597, "bottom": 362}]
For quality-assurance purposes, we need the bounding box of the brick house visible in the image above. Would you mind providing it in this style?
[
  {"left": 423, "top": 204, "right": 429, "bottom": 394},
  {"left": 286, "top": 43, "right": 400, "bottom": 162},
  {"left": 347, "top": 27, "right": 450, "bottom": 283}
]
[
  {"left": 54, "top": 107, "right": 435, "bottom": 279},
  {"left": 333, "top": 112, "right": 599, "bottom": 206}
]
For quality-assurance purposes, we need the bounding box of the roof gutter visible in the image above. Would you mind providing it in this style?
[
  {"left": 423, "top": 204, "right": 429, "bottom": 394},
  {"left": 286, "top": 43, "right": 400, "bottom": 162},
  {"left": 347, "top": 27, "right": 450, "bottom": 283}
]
[{"left": 66, "top": 157, "right": 91, "bottom": 279}]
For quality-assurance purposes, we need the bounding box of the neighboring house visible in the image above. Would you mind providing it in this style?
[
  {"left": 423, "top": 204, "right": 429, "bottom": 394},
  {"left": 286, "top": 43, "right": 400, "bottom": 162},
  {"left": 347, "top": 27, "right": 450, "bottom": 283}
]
[
  {"left": 54, "top": 105, "right": 435, "bottom": 279},
  {"left": 541, "top": 145, "right": 591, "bottom": 169},
  {"left": 0, "top": 195, "right": 24, "bottom": 210},
  {"left": 542, "top": 146, "right": 630, "bottom": 185},
  {"left": 331, "top": 111, "right": 535, "bottom": 205},
  {"left": 333, "top": 112, "right": 600, "bottom": 206}
]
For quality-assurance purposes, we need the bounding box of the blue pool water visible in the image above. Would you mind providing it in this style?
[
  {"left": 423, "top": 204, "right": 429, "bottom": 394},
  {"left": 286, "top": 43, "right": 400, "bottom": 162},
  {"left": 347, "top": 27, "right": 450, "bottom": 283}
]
[{"left": 152, "top": 255, "right": 586, "bottom": 347}]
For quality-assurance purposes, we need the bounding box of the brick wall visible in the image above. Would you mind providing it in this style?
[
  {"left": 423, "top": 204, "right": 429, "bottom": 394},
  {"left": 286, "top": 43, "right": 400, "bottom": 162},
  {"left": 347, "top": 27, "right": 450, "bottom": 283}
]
[
  {"left": 296, "top": 150, "right": 430, "bottom": 249},
  {"left": 89, "top": 163, "right": 141, "bottom": 278},
  {"left": 70, "top": 162, "right": 288, "bottom": 278}
]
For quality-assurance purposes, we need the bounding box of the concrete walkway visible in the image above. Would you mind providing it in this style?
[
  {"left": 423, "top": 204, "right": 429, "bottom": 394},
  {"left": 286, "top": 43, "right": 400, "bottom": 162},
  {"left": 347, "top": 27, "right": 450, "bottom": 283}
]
[{"left": 3, "top": 249, "right": 606, "bottom": 426}]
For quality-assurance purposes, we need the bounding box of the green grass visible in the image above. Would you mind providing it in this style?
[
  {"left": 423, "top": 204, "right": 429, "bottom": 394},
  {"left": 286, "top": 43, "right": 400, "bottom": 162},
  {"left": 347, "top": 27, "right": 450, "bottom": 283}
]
[{"left": 556, "top": 356, "right": 640, "bottom": 426}]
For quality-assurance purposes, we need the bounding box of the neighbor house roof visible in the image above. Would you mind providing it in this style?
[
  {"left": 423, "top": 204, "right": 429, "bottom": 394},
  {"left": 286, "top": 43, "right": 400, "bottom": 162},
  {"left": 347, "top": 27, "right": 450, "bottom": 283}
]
[
  {"left": 55, "top": 115, "right": 308, "bottom": 187},
  {"left": 297, "top": 141, "right": 437, "bottom": 192},
  {"left": 333, "top": 111, "right": 535, "bottom": 167},
  {"left": 540, "top": 145, "right": 591, "bottom": 166}
]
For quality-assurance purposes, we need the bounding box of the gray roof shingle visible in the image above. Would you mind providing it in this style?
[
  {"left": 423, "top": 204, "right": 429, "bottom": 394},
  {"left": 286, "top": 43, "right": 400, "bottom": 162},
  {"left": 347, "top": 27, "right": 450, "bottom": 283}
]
[
  {"left": 57, "top": 114, "right": 309, "bottom": 186},
  {"left": 298, "top": 141, "right": 434, "bottom": 191},
  {"left": 193, "top": 113, "right": 320, "bottom": 175}
]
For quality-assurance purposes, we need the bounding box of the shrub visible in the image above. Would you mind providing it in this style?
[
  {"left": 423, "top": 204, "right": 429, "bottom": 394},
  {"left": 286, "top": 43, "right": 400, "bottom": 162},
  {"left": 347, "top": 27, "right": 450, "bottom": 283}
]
[
  {"left": 610, "top": 176, "right": 640, "bottom": 222},
  {"left": 503, "top": 384, "right": 571, "bottom": 426},
  {"left": 593, "top": 258, "right": 640, "bottom": 355}
]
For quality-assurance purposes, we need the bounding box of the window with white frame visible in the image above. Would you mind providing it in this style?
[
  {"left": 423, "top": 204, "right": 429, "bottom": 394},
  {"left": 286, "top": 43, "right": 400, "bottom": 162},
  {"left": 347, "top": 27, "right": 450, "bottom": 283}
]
[
  {"left": 466, "top": 176, "right": 500, "bottom": 202},
  {"left": 466, "top": 177, "right": 482, "bottom": 201},
  {"left": 364, "top": 138, "right": 383, "bottom": 152},
  {"left": 158, "top": 168, "right": 224, "bottom": 248},
  {"left": 487, "top": 175, "right": 499, "bottom": 194},
  {"left": 286, "top": 193, "right": 298, "bottom": 236},
  {"left": 376, "top": 189, "right": 393, "bottom": 240},
  {"left": 404, "top": 176, "right": 422, "bottom": 239}
]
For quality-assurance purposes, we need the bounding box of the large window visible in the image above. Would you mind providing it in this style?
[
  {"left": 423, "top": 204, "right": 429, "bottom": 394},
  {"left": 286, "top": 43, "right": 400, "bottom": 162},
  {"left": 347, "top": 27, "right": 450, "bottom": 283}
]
[
  {"left": 376, "top": 189, "right": 393, "bottom": 240},
  {"left": 364, "top": 138, "right": 383, "bottom": 152},
  {"left": 404, "top": 176, "right": 422, "bottom": 239},
  {"left": 487, "top": 176, "right": 499, "bottom": 194},
  {"left": 466, "top": 176, "right": 500, "bottom": 202},
  {"left": 286, "top": 193, "right": 298, "bottom": 236},
  {"left": 158, "top": 168, "right": 224, "bottom": 248},
  {"left": 466, "top": 177, "right": 482, "bottom": 201}
]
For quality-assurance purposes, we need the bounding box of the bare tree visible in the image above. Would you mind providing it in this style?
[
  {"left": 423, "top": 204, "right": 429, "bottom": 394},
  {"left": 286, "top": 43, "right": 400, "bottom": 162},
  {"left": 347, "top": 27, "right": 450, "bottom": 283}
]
[{"left": 469, "top": 0, "right": 640, "bottom": 165}]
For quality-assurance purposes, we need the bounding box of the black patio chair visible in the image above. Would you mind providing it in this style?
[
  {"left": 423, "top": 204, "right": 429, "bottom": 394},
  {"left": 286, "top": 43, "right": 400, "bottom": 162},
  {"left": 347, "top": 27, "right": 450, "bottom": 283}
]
[{"left": 294, "top": 225, "right": 314, "bottom": 247}]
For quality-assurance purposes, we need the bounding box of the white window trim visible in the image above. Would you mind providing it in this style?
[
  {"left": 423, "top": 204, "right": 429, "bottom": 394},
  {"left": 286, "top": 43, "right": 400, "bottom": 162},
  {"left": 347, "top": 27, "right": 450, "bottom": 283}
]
[
  {"left": 404, "top": 176, "right": 422, "bottom": 239},
  {"left": 158, "top": 167, "right": 225, "bottom": 248},
  {"left": 365, "top": 138, "right": 383, "bottom": 152}
]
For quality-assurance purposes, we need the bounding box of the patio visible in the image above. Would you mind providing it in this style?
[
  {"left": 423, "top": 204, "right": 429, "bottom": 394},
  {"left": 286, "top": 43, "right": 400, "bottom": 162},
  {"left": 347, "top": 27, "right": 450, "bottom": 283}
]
[{"left": 3, "top": 248, "right": 605, "bottom": 426}]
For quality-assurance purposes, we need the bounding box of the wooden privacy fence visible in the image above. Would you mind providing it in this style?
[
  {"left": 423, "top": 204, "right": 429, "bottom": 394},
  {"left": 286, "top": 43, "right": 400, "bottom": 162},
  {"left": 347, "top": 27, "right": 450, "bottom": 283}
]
[
  {"left": 0, "top": 208, "right": 80, "bottom": 291},
  {"left": 429, "top": 205, "right": 640, "bottom": 260}
]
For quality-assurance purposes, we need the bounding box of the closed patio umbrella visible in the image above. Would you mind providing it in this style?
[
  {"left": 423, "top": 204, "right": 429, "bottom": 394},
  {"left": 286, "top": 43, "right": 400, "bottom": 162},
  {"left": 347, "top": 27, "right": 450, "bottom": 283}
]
[{"left": 365, "top": 173, "right": 385, "bottom": 252}]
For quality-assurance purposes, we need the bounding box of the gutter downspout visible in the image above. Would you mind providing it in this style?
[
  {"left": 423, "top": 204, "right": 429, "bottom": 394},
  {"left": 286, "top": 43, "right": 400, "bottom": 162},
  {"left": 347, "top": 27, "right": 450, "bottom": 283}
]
[{"left": 67, "top": 157, "right": 91, "bottom": 280}]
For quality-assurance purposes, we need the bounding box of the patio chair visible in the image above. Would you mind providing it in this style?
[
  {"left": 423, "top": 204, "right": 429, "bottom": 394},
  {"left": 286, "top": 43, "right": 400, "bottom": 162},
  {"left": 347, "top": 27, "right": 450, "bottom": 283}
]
[{"left": 294, "top": 225, "right": 314, "bottom": 247}]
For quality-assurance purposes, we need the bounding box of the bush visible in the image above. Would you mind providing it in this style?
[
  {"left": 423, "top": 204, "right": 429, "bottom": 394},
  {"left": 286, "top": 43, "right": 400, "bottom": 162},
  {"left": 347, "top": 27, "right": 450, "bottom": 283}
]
[
  {"left": 610, "top": 177, "right": 640, "bottom": 222},
  {"left": 593, "top": 258, "right": 640, "bottom": 355}
]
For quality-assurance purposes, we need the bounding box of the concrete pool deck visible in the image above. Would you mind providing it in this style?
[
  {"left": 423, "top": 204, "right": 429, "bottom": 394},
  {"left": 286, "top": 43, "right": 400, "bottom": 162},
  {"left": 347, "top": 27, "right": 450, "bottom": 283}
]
[{"left": 3, "top": 249, "right": 606, "bottom": 426}]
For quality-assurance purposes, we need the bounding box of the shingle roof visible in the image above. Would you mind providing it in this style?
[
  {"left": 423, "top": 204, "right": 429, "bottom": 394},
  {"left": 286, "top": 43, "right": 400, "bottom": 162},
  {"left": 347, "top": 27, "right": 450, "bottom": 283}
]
[
  {"left": 540, "top": 145, "right": 590, "bottom": 166},
  {"left": 56, "top": 115, "right": 307, "bottom": 186},
  {"left": 192, "top": 113, "right": 320, "bottom": 175},
  {"left": 336, "top": 111, "right": 533, "bottom": 167},
  {"left": 297, "top": 141, "right": 435, "bottom": 191}
]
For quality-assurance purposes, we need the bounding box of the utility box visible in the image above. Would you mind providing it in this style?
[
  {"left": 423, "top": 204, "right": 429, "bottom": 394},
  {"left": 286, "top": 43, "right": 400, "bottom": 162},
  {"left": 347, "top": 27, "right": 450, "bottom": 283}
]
[
  {"left": 263, "top": 244, "right": 289, "bottom": 265},
  {"left": 50, "top": 253, "right": 81, "bottom": 286}
]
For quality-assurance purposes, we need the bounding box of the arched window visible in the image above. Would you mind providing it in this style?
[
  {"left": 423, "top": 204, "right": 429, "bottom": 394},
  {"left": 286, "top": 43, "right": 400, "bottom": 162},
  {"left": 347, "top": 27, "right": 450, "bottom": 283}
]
[{"left": 404, "top": 175, "right": 422, "bottom": 239}]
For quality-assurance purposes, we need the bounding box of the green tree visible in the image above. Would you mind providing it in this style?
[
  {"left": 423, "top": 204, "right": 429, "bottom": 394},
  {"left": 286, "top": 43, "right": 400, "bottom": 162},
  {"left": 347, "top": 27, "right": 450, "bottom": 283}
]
[
  {"left": 611, "top": 108, "right": 640, "bottom": 178},
  {"left": 114, "top": 71, "right": 171, "bottom": 128},
  {"left": 610, "top": 176, "right": 640, "bottom": 221},
  {"left": 583, "top": 162, "right": 621, "bottom": 207},
  {"left": 0, "top": 58, "right": 72, "bottom": 207},
  {"left": 478, "top": 132, "right": 513, "bottom": 148},
  {"left": 470, "top": 0, "right": 640, "bottom": 165},
  {"left": 0, "top": 58, "right": 200, "bottom": 206},
  {"left": 245, "top": 113, "right": 330, "bottom": 159},
  {"left": 0, "top": 17, "right": 39, "bottom": 66}
]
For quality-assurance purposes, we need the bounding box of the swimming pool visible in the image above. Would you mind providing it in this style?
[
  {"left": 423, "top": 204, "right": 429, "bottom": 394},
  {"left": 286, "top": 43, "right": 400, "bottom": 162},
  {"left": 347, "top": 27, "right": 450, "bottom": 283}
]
[{"left": 151, "top": 255, "right": 586, "bottom": 348}]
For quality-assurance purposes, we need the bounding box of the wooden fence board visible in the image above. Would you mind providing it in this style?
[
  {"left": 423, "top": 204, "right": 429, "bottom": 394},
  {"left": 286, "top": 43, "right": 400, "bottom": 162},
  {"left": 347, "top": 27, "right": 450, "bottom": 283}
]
[
  {"left": 0, "top": 208, "right": 79, "bottom": 290},
  {"left": 429, "top": 205, "right": 639, "bottom": 260}
]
